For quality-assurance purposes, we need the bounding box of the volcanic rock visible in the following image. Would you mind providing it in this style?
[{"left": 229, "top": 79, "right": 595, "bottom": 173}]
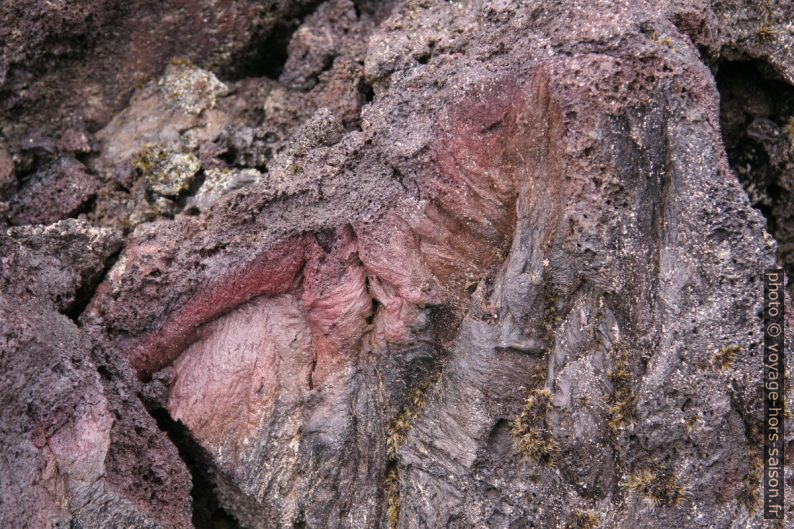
[{"left": 1, "top": 1, "right": 794, "bottom": 528}]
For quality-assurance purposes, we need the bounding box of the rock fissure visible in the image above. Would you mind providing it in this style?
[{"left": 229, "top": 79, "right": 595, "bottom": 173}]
[{"left": 148, "top": 406, "right": 244, "bottom": 529}]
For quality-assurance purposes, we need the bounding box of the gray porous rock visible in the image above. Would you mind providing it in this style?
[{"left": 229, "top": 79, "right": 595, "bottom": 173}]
[{"left": 1, "top": 1, "right": 793, "bottom": 529}]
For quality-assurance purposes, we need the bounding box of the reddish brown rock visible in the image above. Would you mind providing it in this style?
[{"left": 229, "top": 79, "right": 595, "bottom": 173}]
[
  {"left": 0, "top": 220, "right": 192, "bottom": 529},
  {"left": 120, "top": 235, "right": 306, "bottom": 376},
  {"left": 8, "top": 157, "right": 99, "bottom": 226}
]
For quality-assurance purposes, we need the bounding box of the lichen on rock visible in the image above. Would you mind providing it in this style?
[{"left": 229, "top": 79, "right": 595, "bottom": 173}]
[
  {"left": 158, "top": 60, "right": 230, "bottom": 115},
  {"left": 134, "top": 144, "right": 200, "bottom": 197}
]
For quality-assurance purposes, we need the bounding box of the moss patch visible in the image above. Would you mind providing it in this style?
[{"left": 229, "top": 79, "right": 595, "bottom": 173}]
[
  {"left": 565, "top": 509, "right": 600, "bottom": 529},
  {"left": 712, "top": 344, "right": 740, "bottom": 370},
  {"left": 606, "top": 343, "right": 636, "bottom": 431},
  {"left": 385, "top": 466, "right": 400, "bottom": 529},
  {"left": 737, "top": 446, "right": 763, "bottom": 513},
  {"left": 386, "top": 381, "right": 433, "bottom": 460},
  {"left": 624, "top": 464, "right": 688, "bottom": 507},
  {"left": 757, "top": 0, "right": 776, "bottom": 42},
  {"left": 512, "top": 388, "right": 558, "bottom": 467}
]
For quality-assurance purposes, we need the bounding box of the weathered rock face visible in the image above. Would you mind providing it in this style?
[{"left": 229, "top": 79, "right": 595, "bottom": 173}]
[{"left": 2, "top": 1, "right": 794, "bottom": 529}]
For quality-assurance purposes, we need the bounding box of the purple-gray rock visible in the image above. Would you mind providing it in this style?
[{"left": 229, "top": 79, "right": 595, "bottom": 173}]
[{"left": 1, "top": 1, "right": 793, "bottom": 528}]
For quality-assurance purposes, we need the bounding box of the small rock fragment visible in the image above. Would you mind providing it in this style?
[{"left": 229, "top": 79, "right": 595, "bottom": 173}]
[
  {"left": 59, "top": 129, "right": 93, "bottom": 153},
  {"left": 1, "top": 218, "right": 121, "bottom": 312},
  {"left": 290, "top": 107, "right": 345, "bottom": 157}
]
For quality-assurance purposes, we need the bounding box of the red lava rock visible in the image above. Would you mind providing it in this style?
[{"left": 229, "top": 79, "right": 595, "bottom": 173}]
[
  {"left": 124, "top": 236, "right": 307, "bottom": 376},
  {"left": 301, "top": 226, "right": 371, "bottom": 386},
  {"left": 168, "top": 294, "right": 314, "bottom": 450}
]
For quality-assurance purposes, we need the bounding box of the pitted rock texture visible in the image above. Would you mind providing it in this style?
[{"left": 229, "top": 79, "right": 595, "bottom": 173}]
[{"left": 1, "top": 1, "right": 794, "bottom": 529}]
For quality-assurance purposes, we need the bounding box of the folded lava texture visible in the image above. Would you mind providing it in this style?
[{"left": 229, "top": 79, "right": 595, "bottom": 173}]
[{"left": 1, "top": 1, "right": 793, "bottom": 528}]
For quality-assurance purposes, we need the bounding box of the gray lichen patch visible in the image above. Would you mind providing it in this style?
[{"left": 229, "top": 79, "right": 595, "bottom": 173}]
[
  {"left": 134, "top": 144, "right": 200, "bottom": 197},
  {"left": 158, "top": 60, "right": 230, "bottom": 115}
]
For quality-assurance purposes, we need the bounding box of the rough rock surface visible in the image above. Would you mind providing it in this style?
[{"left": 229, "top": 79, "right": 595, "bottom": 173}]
[
  {"left": 1, "top": 1, "right": 794, "bottom": 529},
  {"left": 0, "top": 220, "right": 193, "bottom": 528}
]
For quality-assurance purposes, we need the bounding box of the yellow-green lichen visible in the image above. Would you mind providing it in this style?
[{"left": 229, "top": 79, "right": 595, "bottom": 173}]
[
  {"left": 134, "top": 144, "right": 200, "bottom": 197},
  {"left": 158, "top": 61, "right": 229, "bottom": 114},
  {"left": 649, "top": 30, "right": 674, "bottom": 50}
]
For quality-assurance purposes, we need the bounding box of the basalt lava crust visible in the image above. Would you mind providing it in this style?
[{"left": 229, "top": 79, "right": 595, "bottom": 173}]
[
  {"left": 2, "top": 1, "right": 794, "bottom": 528},
  {"left": 85, "top": 74, "right": 536, "bottom": 528}
]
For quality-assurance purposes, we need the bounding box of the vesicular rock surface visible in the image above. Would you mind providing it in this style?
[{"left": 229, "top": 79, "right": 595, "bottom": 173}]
[{"left": 1, "top": 1, "right": 794, "bottom": 528}]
